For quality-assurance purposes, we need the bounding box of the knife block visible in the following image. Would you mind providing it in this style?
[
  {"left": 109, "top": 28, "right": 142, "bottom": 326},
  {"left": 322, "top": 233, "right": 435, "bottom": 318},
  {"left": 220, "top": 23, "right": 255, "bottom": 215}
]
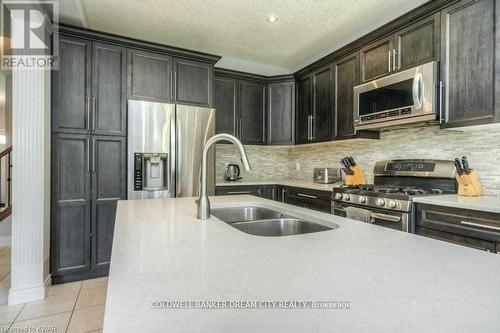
[
  {"left": 345, "top": 165, "right": 367, "bottom": 186},
  {"left": 456, "top": 169, "right": 484, "bottom": 197}
]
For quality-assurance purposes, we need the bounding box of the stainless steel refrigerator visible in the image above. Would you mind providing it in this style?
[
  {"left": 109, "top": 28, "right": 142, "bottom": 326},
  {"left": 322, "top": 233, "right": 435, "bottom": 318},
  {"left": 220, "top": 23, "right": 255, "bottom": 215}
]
[{"left": 127, "top": 100, "right": 215, "bottom": 199}]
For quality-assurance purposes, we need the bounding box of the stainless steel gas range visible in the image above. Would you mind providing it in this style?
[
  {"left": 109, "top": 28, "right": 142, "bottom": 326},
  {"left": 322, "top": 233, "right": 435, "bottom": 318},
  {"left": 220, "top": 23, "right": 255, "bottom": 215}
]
[{"left": 332, "top": 160, "right": 457, "bottom": 232}]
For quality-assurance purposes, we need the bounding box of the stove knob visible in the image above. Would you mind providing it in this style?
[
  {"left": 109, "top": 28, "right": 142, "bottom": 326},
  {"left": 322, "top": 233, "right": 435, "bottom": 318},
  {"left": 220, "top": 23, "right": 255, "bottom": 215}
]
[
  {"left": 344, "top": 195, "right": 350, "bottom": 201},
  {"left": 376, "top": 198, "right": 385, "bottom": 207},
  {"left": 359, "top": 196, "right": 367, "bottom": 204},
  {"left": 334, "top": 193, "right": 343, "bottom": 200},
  {"left": 387, "top": 200, "right": 397, "bottom": 209}
]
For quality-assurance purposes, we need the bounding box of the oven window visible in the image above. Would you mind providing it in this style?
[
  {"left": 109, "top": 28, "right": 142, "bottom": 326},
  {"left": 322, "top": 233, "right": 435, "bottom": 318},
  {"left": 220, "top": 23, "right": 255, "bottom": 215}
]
[{"left": 359, "top": 79, "right": 414, "bottom": 115}]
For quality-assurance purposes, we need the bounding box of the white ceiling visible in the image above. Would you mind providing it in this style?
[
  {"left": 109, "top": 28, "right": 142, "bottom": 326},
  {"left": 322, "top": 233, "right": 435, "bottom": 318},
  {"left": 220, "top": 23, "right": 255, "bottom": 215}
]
[{"left": 59, "top": 0, "right": 429, "bottom": 75}]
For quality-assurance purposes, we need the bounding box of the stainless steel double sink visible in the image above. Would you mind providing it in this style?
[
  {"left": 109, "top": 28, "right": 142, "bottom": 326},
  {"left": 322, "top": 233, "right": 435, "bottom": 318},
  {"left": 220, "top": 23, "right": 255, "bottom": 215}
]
[{"left": 211, "top": 206, "right": 338, "bottom": 237}]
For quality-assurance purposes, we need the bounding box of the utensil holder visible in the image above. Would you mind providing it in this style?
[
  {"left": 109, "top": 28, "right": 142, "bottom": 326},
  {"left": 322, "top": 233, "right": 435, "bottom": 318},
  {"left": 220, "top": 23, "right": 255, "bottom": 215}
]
[
  {"left": 345, "top": 165, "right": 367, "bottom": 186},
  {"left": 456, "top": 169, "right": 484, "bottom": 197}
]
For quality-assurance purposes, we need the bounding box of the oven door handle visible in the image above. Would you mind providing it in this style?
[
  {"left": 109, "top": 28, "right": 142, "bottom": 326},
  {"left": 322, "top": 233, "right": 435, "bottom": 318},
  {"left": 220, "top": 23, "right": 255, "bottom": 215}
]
[
  {"left": 412, "top": 72, "right": 423, "bottom": 109},
  {"left": 333, "top": 205, "right": 401, "bottom": 223},
  {"left": 370, "top": 213, "right": 401, "bottom": 223}
]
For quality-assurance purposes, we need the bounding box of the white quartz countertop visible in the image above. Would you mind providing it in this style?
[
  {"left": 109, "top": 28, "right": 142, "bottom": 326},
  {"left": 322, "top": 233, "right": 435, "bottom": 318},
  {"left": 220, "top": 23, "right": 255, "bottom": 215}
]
[
  {"left": 216, "top": 178, "right": 340, "bottom": 191},
  {"left": 103, "top": 196, "right": 500, "bottom": 333},
  {"left": 413, "top": 194, "right": 500, "bottom": 213}
]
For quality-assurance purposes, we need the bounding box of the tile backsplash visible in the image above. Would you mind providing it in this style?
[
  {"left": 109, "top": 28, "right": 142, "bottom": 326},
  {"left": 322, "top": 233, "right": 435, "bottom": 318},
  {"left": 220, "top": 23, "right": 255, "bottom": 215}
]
[{"left": 216, "top": 125, "right": 500, "bottom": 195}]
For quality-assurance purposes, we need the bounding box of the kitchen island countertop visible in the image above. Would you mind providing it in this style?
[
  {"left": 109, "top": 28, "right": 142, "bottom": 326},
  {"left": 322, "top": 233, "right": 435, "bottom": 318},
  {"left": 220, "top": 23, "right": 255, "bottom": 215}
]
[{"left": 103, "top": 196, "right": 500, "bottom": 333}]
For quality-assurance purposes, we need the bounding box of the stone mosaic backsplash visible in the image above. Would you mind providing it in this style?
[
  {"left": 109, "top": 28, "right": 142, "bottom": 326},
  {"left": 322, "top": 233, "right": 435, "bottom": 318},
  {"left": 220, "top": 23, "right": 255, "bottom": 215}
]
[{"left": 216, "top": 125, "right": 500, "bottom": 195}]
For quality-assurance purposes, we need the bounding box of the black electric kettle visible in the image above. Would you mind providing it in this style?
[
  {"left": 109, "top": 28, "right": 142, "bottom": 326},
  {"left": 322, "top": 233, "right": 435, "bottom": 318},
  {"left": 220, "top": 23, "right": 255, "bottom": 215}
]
[{"left": 225, "top": 164, "right": 241, "bottom": 181}]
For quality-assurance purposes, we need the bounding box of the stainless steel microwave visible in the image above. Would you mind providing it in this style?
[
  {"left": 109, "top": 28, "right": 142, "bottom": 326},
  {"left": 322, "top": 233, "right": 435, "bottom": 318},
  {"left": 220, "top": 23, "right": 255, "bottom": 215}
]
[{"left": 354, "top": 61, "right": 438, "bottom": 130}]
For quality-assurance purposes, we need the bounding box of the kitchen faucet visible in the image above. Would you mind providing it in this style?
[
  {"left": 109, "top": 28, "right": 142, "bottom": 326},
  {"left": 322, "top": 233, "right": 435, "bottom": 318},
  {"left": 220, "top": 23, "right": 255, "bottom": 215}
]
[{"left": 197, "top": 133, "right": 251, "bottom": 220}]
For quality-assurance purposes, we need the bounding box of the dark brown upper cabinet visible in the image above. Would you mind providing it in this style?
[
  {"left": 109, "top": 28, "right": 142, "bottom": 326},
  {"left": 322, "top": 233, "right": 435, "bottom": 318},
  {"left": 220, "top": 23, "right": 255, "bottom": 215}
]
[
  {"left": 173, "top": 58, "right": 213, "bottom": 107},
  {"left": 127, "top": 49, "right": 172, "bottom": 102},
  {"left": 361, "top": 13, "right": 440, "bottom": 82},
  {"left": 214, "top": 72, "right": 266, "bottom": 145},
  {"left": 312, "top": 65, "right": 333, "bottom": 142},
  {"left": 53, "top": 37, "right": 126, "bottom": 136},
  {"left": 395, "top": 13, "right": 440, "bottom": 71},
  {"left": 334, "top": 53, "right": 359, "bottom": 139},
  {"left": 440, "top": 0, "right": 498, "bottom": 128},
  {"left": 92, "top": 42, "right": 127, "bottom": 136},
  {"left": 267, "top": 81, "right": 295, "bottom": 145},
  {"left": 52, "top": 36, "right": 92, "bottom": 134},
  {"left": 240, "top": 81, "right": 266, "bottom": 145},
  {"left": 214, "top": 77, "right": 238, "bottom": 136},
  {"left": 360, "top": 37, "right": 394, "bottom": 82},
  {"left": 295, "top": 75, "right": 313, "bottom": 144}
]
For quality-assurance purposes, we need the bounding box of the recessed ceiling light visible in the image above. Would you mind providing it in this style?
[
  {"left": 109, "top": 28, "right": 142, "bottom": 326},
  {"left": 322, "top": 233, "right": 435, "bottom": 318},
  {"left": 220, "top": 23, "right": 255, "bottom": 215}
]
[{"left": 267, "top": 15, "right": 278, "bottom": 23}]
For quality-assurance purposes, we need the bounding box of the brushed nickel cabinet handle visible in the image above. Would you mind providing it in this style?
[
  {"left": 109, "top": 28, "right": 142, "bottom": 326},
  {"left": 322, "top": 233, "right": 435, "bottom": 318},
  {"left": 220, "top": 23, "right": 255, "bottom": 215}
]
[
  {"left": 87, "top": 138, "right": 91, "bottom": 172},
  {"left": 392, "top": 49, "right": 397, "bottom": 72},
  {"left": 388, "top": 51, "right": 392, "bottom": 73},
  {"left": 297, "top": 193, "right": 317, "bottom": 199},
  {"left": 92, "top": 138, "right": 96, "bottom": 172},
  {"left": 439, "top": 81, "right": 445, "bottom": 124},
  {"left": 86, "top": 97, "right": 91, "bottom": 130},
  {"left": 227, "top": 191, "right": 252, "bottom": 195},
  {"left": 460, "top": 220, "right": 500, "bottom": 231},
  {"left": 92, "top": 97, "right": 96, "bottom": 131}
]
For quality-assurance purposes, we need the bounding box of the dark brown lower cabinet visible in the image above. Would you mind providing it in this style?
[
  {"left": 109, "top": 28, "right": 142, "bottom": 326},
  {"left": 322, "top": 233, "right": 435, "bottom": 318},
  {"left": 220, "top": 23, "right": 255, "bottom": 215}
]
[
  {"left": 216, "top": 185, "right": 332, "bottom": 214},
  {"left": 51, "top": 134, "right": 126, "bottom": 284},
  {"left": 415, "top": 204, "right": 500, "bottom": 253},
  {"left": 282, "top": 187, "right": 332, "bottom": 213}
]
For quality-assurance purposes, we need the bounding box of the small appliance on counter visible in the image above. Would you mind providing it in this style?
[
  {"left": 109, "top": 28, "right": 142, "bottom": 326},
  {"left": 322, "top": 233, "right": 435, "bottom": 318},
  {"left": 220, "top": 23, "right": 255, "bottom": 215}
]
[
  {"left": 313, "top": 168, "right": 342, "bottom": 184},
  {"left": 340, "top": 157, "right": 367, "bottom": 186},
  {"left": 224, "top": 163, "right": 242, "bottom": 181},
  {"left": 454, "top": 156, "right": 484, "bottom": 197}
]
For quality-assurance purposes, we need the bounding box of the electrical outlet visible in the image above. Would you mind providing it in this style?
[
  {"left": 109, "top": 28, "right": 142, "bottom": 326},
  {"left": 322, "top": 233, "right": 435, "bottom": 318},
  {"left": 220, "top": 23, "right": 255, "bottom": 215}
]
[{"left": 295, "top": 162, "right": 300, "bottom": 171}]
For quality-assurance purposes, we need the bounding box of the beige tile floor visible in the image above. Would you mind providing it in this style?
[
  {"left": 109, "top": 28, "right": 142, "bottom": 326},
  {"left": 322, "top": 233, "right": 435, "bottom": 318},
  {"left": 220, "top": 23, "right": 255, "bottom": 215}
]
[{"left": 0, "top": 246, "right": 106, "bottom": 332}]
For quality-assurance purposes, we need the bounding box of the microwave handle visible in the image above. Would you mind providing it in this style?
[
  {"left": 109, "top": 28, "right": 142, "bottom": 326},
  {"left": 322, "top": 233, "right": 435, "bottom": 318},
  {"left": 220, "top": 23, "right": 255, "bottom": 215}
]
[{"left": 412, "top": 72, "right": 423, "bottom": 109}]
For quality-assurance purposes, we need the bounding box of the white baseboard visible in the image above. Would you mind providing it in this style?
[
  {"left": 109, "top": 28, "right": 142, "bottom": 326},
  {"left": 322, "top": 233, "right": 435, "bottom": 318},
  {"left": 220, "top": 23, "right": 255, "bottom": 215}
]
[
  {"left": 43, "top": 274, "right": 51, "bottom": 295},
  {"left": 8, "top": 284, "right": 45, "bottom": 305},
  {"left": 0, "top": 237, "right": 10, "bottom": 247}
]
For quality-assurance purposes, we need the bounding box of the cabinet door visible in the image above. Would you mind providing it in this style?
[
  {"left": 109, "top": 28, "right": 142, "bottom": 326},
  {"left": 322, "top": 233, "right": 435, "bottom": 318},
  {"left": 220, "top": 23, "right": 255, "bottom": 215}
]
[
  {"left": 360, "top": 36, "right": 393, "bottom": 82},
  {"left": 262, "top": 185, "right": 276, "bottom": 200},
  {"left": 173, "top": 58, "right": 213, "bottom": 107},
  {"left": 92, "top": 42, "right": 127, "bottom": 136},
  {"left": 284, "top": 187, "right": 332, "bottom": 213},
  {"left": 240, "top": 81, "right": 265, "bottom": 145},
  {"left": 51, "top": 134, "right": 91, "bottom": 276},
  {"left": 214, "top": 77, "right": 238, "bottom": 136},
  {"left": 91, "top": 136, "right": 126, "bottom": 270},
  {"left": 127, "top": 49, "right": 172, "bottom": 102},
  {"left": 296, "top": 75, "right": 312, "bottom": 144},
  {"left": 334, "top": 53, "right": 359, "bottom": 139},
  {"left": 52, "top": 36, "right": 91, "bottom": 134},
  {"left": 312, "top": 65, "right": 332, "bottom": 142},
  {"left": 441, "top": 0, "right": 497, "bottom": 127},
  {"left": 267, "top": 82, "right": 295, "bottom": 145},
  {"left": 395, "top": 13, "right": 440, "bottom": 71}
]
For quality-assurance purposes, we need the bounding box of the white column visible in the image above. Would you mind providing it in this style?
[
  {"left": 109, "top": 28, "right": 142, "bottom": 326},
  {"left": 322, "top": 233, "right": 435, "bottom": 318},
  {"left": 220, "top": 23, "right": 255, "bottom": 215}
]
[{"left": 8, "top": 17, "right": 51, "bottom": 306}]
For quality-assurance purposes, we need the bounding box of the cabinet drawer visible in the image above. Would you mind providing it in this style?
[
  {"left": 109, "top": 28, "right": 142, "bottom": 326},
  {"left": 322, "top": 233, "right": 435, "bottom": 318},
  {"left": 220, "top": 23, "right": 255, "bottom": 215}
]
[
  {"left": 215, "top": 185, "right": 263, "bottom": 197},
  {"left": 416, "top": 226, "right": 496, "bottom": 252},
  {"left": 284, "top": 187, "right": 331, "bottom": 213},
  {"left": 416, "top": 204, "right": 500, "bottom": 243}
]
